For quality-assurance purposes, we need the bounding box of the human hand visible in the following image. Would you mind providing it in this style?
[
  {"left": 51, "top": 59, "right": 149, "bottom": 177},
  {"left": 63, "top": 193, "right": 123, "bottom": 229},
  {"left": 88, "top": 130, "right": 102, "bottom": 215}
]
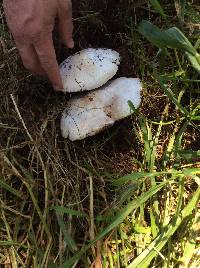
[{"left": 3, "top": 0, "right": 74, "bottom": 91}]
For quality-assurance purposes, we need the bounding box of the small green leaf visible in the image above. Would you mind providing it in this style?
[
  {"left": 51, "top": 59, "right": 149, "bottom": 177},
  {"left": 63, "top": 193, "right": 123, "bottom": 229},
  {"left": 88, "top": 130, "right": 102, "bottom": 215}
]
[{"left": 150, "top": 0, "right": 166, "bottom": 18}]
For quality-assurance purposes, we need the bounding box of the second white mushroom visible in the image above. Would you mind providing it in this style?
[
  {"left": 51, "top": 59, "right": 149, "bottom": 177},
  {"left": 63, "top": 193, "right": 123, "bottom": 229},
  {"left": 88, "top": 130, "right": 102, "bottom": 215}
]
[{"left": 61, "top": 77, "right": 142, "bottom": 141}]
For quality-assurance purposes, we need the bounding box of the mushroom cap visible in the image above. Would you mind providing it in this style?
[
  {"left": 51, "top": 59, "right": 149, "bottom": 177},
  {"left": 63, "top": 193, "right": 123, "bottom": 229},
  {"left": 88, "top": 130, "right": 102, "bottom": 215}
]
[
  {"left": 61, "top": 77, "right": 142, "bottom": 141},
  {"left": 59, "top": 48, "right": 120, "bottom": 92}
]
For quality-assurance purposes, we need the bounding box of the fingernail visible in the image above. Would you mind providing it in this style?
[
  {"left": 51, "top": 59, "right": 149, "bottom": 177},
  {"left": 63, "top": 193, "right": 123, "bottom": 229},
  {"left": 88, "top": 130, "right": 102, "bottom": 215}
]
[
  {"left": 53, "top": 86, "right": 64, "bottom": 92},
  {"left": 68, "top": 39, "right": 74, "bottom": 49}
]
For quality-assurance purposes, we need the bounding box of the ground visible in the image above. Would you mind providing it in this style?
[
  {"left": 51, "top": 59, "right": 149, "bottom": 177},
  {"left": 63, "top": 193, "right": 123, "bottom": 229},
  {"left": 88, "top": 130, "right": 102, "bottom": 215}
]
[{"left": 0, "top": 1, "right": 200, "bottom": 267}]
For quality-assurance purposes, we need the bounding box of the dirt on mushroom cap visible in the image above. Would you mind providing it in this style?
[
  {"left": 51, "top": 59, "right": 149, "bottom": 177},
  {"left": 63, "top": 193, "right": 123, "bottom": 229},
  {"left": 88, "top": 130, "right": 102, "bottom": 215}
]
[
  {"left": 61, "top": 77, "right": 142, "bottom": 141},
  {"left": 59, "top": 48, "right": 120, "bottom": 92}
]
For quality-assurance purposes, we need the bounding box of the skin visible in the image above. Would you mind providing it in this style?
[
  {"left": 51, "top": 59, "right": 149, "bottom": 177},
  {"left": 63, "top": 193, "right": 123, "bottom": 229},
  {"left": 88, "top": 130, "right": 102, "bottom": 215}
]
[{"left": 3, "top": 0, "right": 74, "bottom": 91}]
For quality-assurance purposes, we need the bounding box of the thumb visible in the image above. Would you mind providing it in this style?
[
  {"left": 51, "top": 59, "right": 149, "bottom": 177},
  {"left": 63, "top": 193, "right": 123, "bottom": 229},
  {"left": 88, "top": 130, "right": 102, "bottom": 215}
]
[{"left": 58, "top": 1, "right": 74, "bottom": 48}]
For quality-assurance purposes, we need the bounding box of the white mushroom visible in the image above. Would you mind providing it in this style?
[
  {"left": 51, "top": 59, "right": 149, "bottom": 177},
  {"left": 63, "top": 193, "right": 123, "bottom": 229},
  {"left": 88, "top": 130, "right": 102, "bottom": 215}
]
[
  {"left": 61, "top": 77, "right": 142, "bottom": 141},
  {"left": 59, "top": 48, "right": 120, "bottom": 92}
]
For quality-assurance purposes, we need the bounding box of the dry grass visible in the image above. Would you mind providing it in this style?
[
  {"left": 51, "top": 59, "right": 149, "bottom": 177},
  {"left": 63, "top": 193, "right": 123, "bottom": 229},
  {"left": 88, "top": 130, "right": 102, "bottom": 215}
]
[{"left": 0, "top": 1, "right": 200, "bottom": 267}]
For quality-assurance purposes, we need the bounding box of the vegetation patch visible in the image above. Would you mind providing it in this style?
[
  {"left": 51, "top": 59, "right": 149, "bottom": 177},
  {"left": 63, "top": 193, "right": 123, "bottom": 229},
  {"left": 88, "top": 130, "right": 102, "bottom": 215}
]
[{"left": 0, "top": 1, "right": 199, "bottom": 267}]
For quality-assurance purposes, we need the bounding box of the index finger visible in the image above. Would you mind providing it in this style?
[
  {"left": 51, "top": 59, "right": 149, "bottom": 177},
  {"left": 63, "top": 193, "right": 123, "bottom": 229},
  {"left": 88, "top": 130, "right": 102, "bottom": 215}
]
[{"left": 34, "top": 34, "right": 63, "bottom": 91}]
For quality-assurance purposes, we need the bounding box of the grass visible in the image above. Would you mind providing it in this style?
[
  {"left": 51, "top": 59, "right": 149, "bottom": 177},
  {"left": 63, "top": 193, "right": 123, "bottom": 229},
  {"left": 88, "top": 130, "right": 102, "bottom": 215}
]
[{"left": 0, "top": 0, "right": 200, "bottom": 267}]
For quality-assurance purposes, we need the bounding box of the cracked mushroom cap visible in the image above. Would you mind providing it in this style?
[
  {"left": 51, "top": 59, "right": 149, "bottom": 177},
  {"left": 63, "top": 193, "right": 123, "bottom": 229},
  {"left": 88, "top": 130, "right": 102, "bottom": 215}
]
[
  {"left": 61, "top": 77, "right": 142, "bottom": 141},
  {"left": 59, "top": 48, "right": 120, "bottom": 92}
]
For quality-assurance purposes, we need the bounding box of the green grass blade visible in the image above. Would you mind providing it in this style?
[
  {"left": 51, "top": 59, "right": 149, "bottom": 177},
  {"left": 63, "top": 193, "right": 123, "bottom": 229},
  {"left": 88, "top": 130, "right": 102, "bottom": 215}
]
[
  {"left": 61, "top": 182, "right": 168, "bottom": 267},
  {"left": 182, "top": 168, "right": 200, "bottom": 176},
  {"left": 113, "top": 171, "right": 183, "bottom": 186},
  {"left": 128, "top": 101, "right": 156, "bottom": 170},
  {"left": 186, "top": 51, "right": 200, "bottom": 73},
  {"left": 180, "top": 211, "right": 200, "bottom": 267},
  {"left": 177, "top": 150, "right": 200, "bottom": 159},
  {"left": 51, "top": 206, "right": 87, "bottom": 218},
  {"left": 149, "top": 0, "right": 166, "bottom": 18},
  {"left": 0, "top": 240, "right": 18, "bottom": 246},
  {"left": 56, "top": 213, "right": 78, "bottom": 253},
  {"left": 150, "top": 209, "right": 159, "bottom": 238},
  {"left": 175, "top": 0, "right": 186, "bottom": 21},
  {"left": 127, "top": 186, "right": 200, "bottom": 268},
  {"left": 113, "top": 172, "right": 154, "bottom": 186},
  {"left": 155, "top": 74, "right": 190, "bottom": 116},
  {"left": 0, "top": 178, "right": 23, "bottom": 199},
  {"left": 174, "top": 121, "right": 190, "bottom": 162}
]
